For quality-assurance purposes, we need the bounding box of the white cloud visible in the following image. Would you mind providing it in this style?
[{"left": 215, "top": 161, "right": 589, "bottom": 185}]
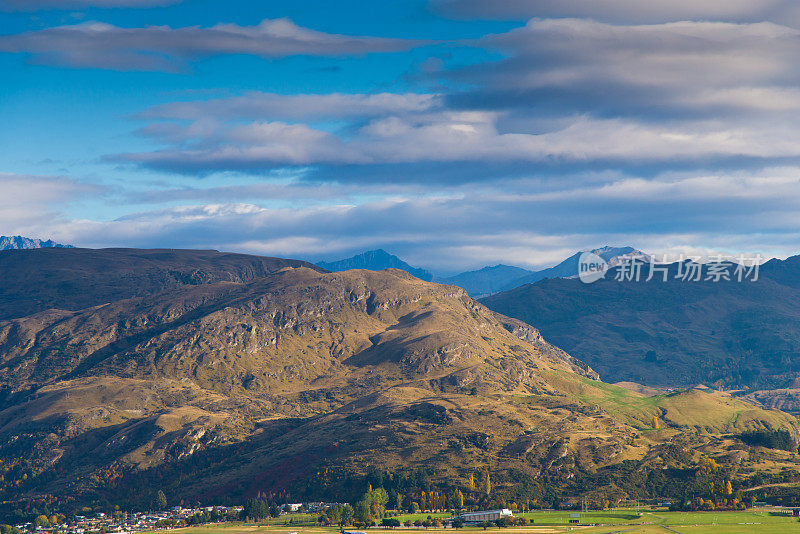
[
  {"left": 0, "top": 172, "right": 101, "bottom": 235},
  {"left": 433, "top": 0, "right": 798, "bottom": 25},
  {"left": 114, "top": 110, "right": 800, "bottom": 173},
  {"left": 20, "top": 164, "right": 800, "bottom": 271},
  {"left": 0, "top": 18, "right": 428, "bottom": 71},
  {"left": 465, "top": 18, "right": 800, "bottom": 110},
  {"left": 141, "top": 92, "right": 440, "bottom": 121}
]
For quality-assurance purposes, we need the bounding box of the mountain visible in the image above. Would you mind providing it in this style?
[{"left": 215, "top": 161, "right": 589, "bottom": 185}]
[
  {"left": 498, "top": 246, "right": 650, "bottom": 291},
  {"left": 317, "top": 249, "right": 433, "bottom": 281},
  {"left": 0, "top": 248, "right": 796, "bottom": 513},
  {"left": 439, "top": 264, "right": 535, "bottom": 297},
  {"left": 441, "top": 246, "right": 649, "bottom": 297},
  {"left": 481, "top": 257, "right": 800, "bottom": 397},
  {"left": 0, "top": 235, "right": 72, "bottom": 250},
  {"left": 0, "top": 247, "right": 322, "bottom": 321}
]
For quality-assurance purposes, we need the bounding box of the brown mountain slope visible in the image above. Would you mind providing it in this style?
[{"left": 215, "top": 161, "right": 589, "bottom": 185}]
[
  {"left": 0, "top": 266, "right": 595, "bottom": 397},
  {"left": 0, "top": 250, "right": 796, "bottom": 509}
]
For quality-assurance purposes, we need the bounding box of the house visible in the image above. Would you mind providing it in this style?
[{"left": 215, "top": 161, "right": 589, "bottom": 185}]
[{"left": 458, "top": 509, "right": 513, "bottom": 524}]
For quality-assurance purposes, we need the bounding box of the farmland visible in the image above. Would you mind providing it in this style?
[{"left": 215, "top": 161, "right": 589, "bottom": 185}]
[{"left": 170, "top": 508, "right": 800, "bottom": 534}]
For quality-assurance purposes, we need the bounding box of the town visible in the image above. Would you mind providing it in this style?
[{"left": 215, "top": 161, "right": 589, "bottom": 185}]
[{"left": 4, "top": 504, "right": 523, "bottom": 534}]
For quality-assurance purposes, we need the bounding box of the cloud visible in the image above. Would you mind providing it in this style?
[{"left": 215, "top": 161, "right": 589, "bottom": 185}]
[
  {"left": 0, "top": 18, "right": 429, "bottom": 71},
  {"left": 0, "top": 172, "right": 102, "bottom": 233},
  {"left": 113, "top": 109, "right": 800, "bottom": 178},
  {"left": 24, "top": 164, "right": 800, "bottom": 271},
  {"left": 140, "top": 92, "right": 440, "bottom": 121},
  {"left": 431, "top": 0, "right": 799, "bottom": 25},
  {"left": 450, "top": 19, "right": 800, "bottom": 118},
  {"left": 0, "top": 0, "right": 180, "bottom": 10},
  {"left": 102, "top": 17, "right": 800, "bottom": 179}
]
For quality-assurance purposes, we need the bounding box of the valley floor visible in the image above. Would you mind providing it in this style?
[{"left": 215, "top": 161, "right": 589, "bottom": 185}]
[{"left": 170, "top": 509, "right": 800, "bottom": 534}]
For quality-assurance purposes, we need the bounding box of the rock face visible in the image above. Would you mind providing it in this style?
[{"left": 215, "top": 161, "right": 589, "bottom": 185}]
[{"left": 0, "top": 248, "right": 794, "bottom": 509}]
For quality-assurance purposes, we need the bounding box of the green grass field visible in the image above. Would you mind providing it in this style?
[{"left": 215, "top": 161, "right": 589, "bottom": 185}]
[{"left": 171, "top": 509, "right": 800, "bottom": 534}]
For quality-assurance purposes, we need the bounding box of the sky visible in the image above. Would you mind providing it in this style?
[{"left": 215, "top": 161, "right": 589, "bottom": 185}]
[{"left": 3, "top": 0, "right": 800, "bottom": 274}]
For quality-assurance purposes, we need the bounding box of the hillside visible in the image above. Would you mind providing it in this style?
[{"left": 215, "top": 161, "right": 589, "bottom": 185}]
[
  {"left": 481, "top": 258, "right": 800, "bottom": 394},
  {"left": 0, "top": 247, "right": 322, "bottom": 320},
  {"left": 0, "top": 249, "right": 796, "bottom": 512}
]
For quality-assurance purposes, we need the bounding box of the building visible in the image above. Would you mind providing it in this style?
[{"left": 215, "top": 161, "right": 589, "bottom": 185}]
[{"left": 458, "top": 509, "right": 513, "bottom": 524}]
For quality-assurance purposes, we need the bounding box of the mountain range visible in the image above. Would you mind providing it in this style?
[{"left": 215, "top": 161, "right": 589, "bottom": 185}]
[
  {"left": 0, "top": 235, "right": 72, "bottom": 251},
  {"left": 318, "top": 246, "right": 649, "bottom": 297},
  {"left": 480, "top": 257, "right": 800, "bottom": 408},
  {"left": 1, "top": 247, "right": 795, "bottom": 511}
]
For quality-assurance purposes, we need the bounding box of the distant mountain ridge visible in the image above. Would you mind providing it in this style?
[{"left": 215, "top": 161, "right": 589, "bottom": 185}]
[
  {"left": 500, "top": 246, "right": 650, "bottom": 291},
  {"left": 438, "top": 264, "right": 536, "bottom": 297},
  {"left": 480, "top": 255, "right": 800, "bottom": 397},
  {"left": 442, "top": 246, "right": 649, "bottom": 296},
  {"left": 317, "top": 246, "right": 649, "bottom": 296},
  {"left": 316, "top": 249, "right": 434, "bottom": 281},
  {"left": 0, "top": 235, "right": 72, "bottom": 250}
]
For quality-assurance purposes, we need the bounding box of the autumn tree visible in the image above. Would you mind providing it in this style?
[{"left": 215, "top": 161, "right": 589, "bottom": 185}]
[
  {"left": 155, "top": 490, "right": 168, "bottom": 510},
  {"left": 454, "top": 489, "right": 464, "bottom": 510}
]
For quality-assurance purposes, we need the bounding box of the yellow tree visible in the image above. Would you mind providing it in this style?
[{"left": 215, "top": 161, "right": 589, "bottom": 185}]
[
  {"left": 420, "top": 491, "right": 427, "bottom": 511},
  {"left": 468, "top": 473, "right": 475, "bottom": 491},
  {"left": 652, "top": 416, "right": 660, "bottom": 429},
  {"left": 484, "top": 472, "right": 491, "bottom": 495},
  {"left": 725, "top": 481, "right": 733, "bottom": 496},
  {"left": 455, "top": 489, "right": 464, "bottom": 510}
]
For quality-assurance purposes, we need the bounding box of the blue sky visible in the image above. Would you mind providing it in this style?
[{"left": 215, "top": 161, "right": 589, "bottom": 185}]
[{"left": 3, "top": 0, "right": 800, "bottom": 273}]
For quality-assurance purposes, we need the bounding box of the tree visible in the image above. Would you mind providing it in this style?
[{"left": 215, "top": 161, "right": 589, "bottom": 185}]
[
  {"left": 341, "top": 505, "right": 354, "bottom": 526},
  {"left": 243, "top": 499, "right": 270, "bottom": 520},
  {"left": 653, "top": 416, "right": 660, "bottom": 430},
  {"left": 34, "top": 516, "right": 50, "bottom": 529},
  {"left": 468, "top": 474, "right": 475, "bottom": 491},
  {"left": 451, "top": 518, "right": 464, "bottom": 529},
  {"left": 483, "top": 472, "right": 491, "bottom": 495},
  {"left": 725, "top": 480, "right": 733, "bottom": 496},
  {"left": 354, "top": 500, "right": 372, "bottom": 525},
  {"left": 155, "top": 490, "right": 168, "bottom": 510},
  {"left": 454, "top": 489, "right": 464, "bottom": 510}
]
